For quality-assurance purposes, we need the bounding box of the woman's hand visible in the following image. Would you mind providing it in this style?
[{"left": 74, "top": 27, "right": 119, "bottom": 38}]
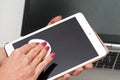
[
  {"left": 55, "top": 63, "right": 93, "bottom": 80},
  {"left": 48, "top": 16, "right": 93, "bottom": 80},
  {"left": 0, "top": 42, "right": 55, "bottom": 80},
  {"left": 0, "top": 48, "right": 7, "bottom": 65}
]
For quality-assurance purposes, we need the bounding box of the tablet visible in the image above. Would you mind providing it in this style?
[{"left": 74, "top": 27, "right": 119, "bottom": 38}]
[{"left": 4, "top": 12, "right": 108, "bottom": 80}]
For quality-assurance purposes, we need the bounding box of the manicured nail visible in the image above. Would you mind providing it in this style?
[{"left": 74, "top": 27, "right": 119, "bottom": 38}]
[
  {"left": 35, "top": 42, "right": 40, "bottom": 45},
  {"left": 50, "top": 53, "right": 56, "bottom": 58},
  {"left": 45, "top": 46, "right": 50, "bottom": 51},
  {"left": 42, "top": 42, "right": 47, "bottom": 46}
]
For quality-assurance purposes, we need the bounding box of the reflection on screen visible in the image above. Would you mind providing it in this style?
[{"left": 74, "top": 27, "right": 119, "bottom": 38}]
[
  {"left": 14, "top": 17, "right": 98, "bottom": 79},
  {"left": 21, "top": 0, "right": 120, "bottom": 44},
  {"left": 22, "top": 0, "right": 120, "bottom": 36}
]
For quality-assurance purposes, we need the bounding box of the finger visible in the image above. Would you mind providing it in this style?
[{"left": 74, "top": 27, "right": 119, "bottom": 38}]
[
  {"left": 71, "top": 67, "right": 83, "bottom": 76},
  {"left": 0, "top": 47, "right": 7, "bottom": 64},
  {"left": 56, "top": 74, "right": 70, "bottom": 80},
  {"left": 31, "top": 46, "right": 50, "bottom": 67},
  {"left": 35, "top": 53, "right": 55, "bottom": 77},
  {"left": 12, "top": 43, "right": 37, "bottom": 56},
  {"left": 47, "top": 16, "right": 62, "bottom": 25},
  {"left": 26, "top": 42, "right": 47, "bottom": 61},
  {"left": 84, "top": 63, "right": 93, "bottom": 70}
]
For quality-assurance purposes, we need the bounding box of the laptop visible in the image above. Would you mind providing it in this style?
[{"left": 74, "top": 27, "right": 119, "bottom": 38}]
[{"left": 21, "top": 0, "right": 120, "bottom": 80}]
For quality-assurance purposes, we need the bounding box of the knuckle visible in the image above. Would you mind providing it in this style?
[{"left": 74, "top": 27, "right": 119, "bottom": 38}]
[
  {"left": 13, "top": 49, "right": 21, "bottom": 54},
  {"left": 30, "top": 48, "right": 38, "bottom": 53},
  {"left": 24, "top": 57, "right": 31, "bottom": 64},
  {"left": 41, "top": 60, "right": 48, "bottom": 67},
  {"left": 36, "top": 56, "right": 42, "bottom": 61},
  {"left": 40, "top": 62, "right": 46, "bottom": 67}
]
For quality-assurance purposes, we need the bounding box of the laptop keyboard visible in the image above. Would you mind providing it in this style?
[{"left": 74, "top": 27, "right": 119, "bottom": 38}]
[{"left": 93, "top": 51, "right": 120, "bottom": 70}]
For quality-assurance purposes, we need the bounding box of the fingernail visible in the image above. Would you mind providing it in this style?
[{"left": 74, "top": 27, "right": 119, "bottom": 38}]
[
  {"left": 45, "top": 46, "right": 50, "bottom": 51},
  {"left": 50, "top": 53, "right": 56, "bottom": 58},
  {"left": 35, "top": 42, "right": 40, "bottom": 45},
  {"left": 42, "top": 42, "right": 47, "bottom": 46}
]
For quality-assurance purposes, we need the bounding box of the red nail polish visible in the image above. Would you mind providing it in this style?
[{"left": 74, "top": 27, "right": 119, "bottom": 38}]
[
  {"left": 35, "top": 42, "right": 40, "bottom": 45},
  {"left": 50, "top": 53, "right": 56, "bottom": 58},
  {"left": 45, "top": 46, "right": 50, "bottom": 51},
  {"left": 42, "top": 42, "right": 47, "bottom": 46}
]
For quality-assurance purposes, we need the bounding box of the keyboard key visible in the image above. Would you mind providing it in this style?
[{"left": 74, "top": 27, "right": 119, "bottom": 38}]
[
  {"left": 114, "top": 65, "right": 120, "bottom": 70},
  {"left": 104, "top": 64, "right": 113, "bottom": 69},
  {"left": 115, "top": 57, "right": 120, "bottom": 70}
]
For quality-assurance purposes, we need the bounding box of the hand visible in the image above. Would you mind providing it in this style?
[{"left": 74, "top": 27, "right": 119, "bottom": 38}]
[
  {"left": 0, "top": 43, "right": 55, "bottom": 80},
  {"left": 48, "top": 16, "right": 93, "bottom": 80},
  {"left": 0, "top": 48, "right": 7, "bottom": 65},
  {"left": 55, "top": 63, "right": 93, "bottom": 80}
]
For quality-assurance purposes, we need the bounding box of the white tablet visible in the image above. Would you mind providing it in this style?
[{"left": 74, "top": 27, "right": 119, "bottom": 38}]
[{"left": 4, "top": 12, "right": 108, "bottom": 80}]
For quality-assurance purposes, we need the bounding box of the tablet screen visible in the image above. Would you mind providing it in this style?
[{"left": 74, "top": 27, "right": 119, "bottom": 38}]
[{"left": 13, "top": 17, "right": 98, "bottom": 79}]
